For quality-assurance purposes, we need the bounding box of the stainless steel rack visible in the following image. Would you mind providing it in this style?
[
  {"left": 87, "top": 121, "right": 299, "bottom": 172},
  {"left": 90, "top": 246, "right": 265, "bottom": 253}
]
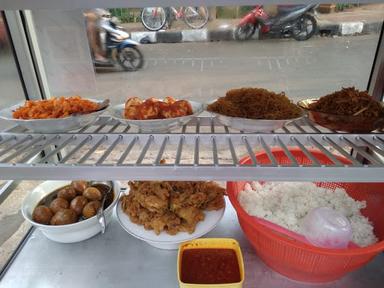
[{"left": 0, "top": 116, "right": 383, "bottom": 181}]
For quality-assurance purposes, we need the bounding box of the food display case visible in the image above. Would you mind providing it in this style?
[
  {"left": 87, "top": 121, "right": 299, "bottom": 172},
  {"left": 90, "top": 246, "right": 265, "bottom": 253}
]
[{"left": 0, "top": 0, "right": 384, "bottom": 287}]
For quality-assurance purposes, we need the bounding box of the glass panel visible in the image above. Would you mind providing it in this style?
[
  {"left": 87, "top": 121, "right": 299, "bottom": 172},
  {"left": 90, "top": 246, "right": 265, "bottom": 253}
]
[
  {"left": 0, "top": 12, "right": 29, "bottom": 270},
  {"left": 0, "top": 12, "right": 25, "bottom": 129},
  {"left": 26, "top": 4, "right": 384, "bottom": 105}
]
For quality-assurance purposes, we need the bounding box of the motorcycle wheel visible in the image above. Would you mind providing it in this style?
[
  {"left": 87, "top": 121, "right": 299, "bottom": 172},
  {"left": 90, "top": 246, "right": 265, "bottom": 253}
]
[
  {"left": 292, "top": 14, "right": 317, "bottom": 41},
  {"left": 141, "top": 7, "right": 167, "bottom": 31},
  {"left": 117, "top": 46, "right": 144, "bottom": 72},
  {"left": 234, "top": 23, "right": 255, "bottom": 41}
]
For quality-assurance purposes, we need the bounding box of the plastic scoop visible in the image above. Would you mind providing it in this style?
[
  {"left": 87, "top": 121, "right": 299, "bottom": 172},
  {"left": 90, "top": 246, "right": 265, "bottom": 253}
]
[
  {"left": 253, "top": 214, "right": 358, "bottom": 249},
  {"left": 301, "top": 207, "right": 357, "bottom": 249}
]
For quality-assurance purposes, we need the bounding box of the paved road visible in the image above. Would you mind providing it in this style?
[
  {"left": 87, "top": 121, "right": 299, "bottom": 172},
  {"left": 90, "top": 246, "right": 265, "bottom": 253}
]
[{"left": 85, "top": 34, "right": 380, "bottom": 104}]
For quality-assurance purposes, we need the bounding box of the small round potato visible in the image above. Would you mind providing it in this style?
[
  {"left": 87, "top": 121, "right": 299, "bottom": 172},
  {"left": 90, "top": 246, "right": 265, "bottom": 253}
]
[
  {"left": 71, "top": 180, "right": 88, "bottom": 194},
  {"left": 32, "top": 205, "right": 53, "bottom": 225},
  {"left": 70, "top": 196, "right": 88, "bottom": 216},
  {"left": 57, "top": 186, "right": 77, "bottom": 201},
  {"left": 83, "top": 187, "right": 102, "bottom": 201},
  {"left": 50, "top": 209, "right": 78, "bottom": 225},
  {"left": 82, "top": 200, "right": 101, "bottom": 219},
  {"left": 49, "top": 198, "right": 69, "bottom": 214}
]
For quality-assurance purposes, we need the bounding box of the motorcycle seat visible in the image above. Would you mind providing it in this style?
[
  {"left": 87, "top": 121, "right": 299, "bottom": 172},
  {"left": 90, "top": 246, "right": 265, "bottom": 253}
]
[{"left": 277, "top": 5, "right": 307, "bottom": 15}]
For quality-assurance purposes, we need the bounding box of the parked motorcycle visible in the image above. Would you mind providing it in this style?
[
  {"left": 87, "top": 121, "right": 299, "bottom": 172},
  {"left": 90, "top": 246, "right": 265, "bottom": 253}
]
[
  {"left": 235, "top": 5, "right": 318, "bottom": 41},
  {"left": 95, "top": 15, "right": 144, "bottom": 71}
]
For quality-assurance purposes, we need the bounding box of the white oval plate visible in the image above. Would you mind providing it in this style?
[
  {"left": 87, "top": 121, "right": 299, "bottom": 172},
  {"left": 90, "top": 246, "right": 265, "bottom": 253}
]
[
  {"left": 110, "top": 100, "right": 204, "bottom": 133},
  {"left": 209, "top": 111, "right": 303, "bottom": 133},
  {"left": 0, "top": 99, "right": 108, "bottom": 133},
  {"left": 116, "top": 189, "right": 225, "bottom": 250}
]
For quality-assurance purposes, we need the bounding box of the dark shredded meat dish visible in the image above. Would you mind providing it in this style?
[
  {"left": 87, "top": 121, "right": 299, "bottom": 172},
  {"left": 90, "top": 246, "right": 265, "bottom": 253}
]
[
  {"left": 308, "top": 87, "right": 384, "bottom": 118},
  {"left": 207, "top": 88, "right": 302, "bottom": 120},
  {"left": 121, "top": 181, "right": 225, "bottom": 235}
]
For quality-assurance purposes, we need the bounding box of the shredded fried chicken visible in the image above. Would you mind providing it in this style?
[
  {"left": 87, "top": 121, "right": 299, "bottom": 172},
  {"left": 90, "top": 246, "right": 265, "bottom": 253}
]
[
  {"left": 121, "top": 181, "right": 225, "bottom": 235},
  {"left": 207, "top": 87, "right": 301, "bottom": 120},
  {"left": 308, "top": 87, "right": 384, "bottom": 117}
]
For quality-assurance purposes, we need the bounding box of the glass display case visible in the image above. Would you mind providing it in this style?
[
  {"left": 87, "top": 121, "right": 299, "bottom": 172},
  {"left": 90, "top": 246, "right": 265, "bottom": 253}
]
[{"left": 0, "top": 1, "right": 384, "bottom": 287}]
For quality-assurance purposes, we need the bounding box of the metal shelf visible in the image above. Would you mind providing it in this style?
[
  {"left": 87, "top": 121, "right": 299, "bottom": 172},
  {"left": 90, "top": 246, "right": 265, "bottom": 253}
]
[{"left": 0, "top": 116, "right": 383, "bottom": 181}]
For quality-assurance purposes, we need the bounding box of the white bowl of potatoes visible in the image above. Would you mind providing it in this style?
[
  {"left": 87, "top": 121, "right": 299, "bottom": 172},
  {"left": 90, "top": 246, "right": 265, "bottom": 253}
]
[{"left": 22, "top": 181, "right": 120, "bottom": 243}]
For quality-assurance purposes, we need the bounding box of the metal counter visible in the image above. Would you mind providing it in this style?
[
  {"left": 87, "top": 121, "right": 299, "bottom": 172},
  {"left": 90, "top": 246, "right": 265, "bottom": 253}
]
[{"left": 0, "top": 199, "right": 383, "bottom": 288}]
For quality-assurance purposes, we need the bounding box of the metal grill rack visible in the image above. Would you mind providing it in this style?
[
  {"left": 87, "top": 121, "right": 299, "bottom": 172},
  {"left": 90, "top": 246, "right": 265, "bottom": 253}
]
[{"left": 0, "top": 116, "right": 383, "bottom": 181}]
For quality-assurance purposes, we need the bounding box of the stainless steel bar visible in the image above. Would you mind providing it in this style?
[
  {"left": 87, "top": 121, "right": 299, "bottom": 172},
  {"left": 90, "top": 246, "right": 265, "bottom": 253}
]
[
  {"left": 309, "top": 136, "right": 343, "bottom": 166},
  {"left": 357, "top": 137, "right": 384, "bottom": 158},
  {"left": 224, "top": 125, "right": 229, "bottom": 134},
  {"left": 77, "top": 123, "right": 93, "bottom": 133},
  {"left": 60, "top": 135, "right": 92, "bottom": 163},
  {"left": 107, "top": 122, "right": 121, "bottom": 133},
  {"left": 1, "top": 136, "right": 44, "bottom": 163},
  {"left": 291, "top": 137, "right": 321, "bottom": 166},
  {"left": 303, "top": 117, "right": 322, "bottom": 133},
  {"left": 117, "top": 136, "right": 138, "bottom": 165},
  {"left": 39, "top": 136, "right": 76, "bottom": 163},
  {"left": 196, "top": 118, "right": 200, "bottom": 134},
  {"left": 17, "top": 135, "right": 60, "bottom": 163},
  {"left": 243, "top": 136, "right": 258, "bottom": 165},
  {"left": 96, "top": 135, "right": 123, "bottom": 165},
  {"left": 375, "top": 136, "right": 384, "bottom": 147},
  {"left": 175, "top": 136, "right": 184, "bottom": 165},
  {"left": 0, "top": 136, "right": 15, "bottom": 148},
  {"left": 228, "top": 138, "right": 238, "bottom": 165},
  {"left": 259, "top": 136, "right": 277, "bottom": 166},
  {"left": 282, "top": 126, "right": 290, "bottom": 133},
  {"left": 341, "top": 137, "right": 382, "bottom": 165},
  {"left": 323, "top": 137, "right": 361, "bottom": 165},
  {"left": 0, "top": 136, "right": 30, "bottom": 158},
  {"left": 136, "top": 136, "right": 153, "bottom": 165},
  {"left": 122, "top": 125, "right": 131, "bottom": 133},
  {"left": 181, "top": 125, "right": 187, "bottom": 134},
  {"left": 212, "top": 136, "right": 218, "bottom": 166},
  {"left": 276, "top": 136, "right": 298, "bottom": 166},
  {"left": 194, "top": 136, "right": 199, "bottom": 166},
  {"left": 210, "top": 118, "right": 215, "bottom": 134},
  {"left": 155, "top": 136, "right": 168, "bottom": 165},
  {"left": 292, "top": 122, "right": 306, "bottom": 133},
  {"left": 93, "top": 118, "right": 111, "bottom": 133},
  {"left": 78, "top": 135, "right": 108, "bottom": 164}
]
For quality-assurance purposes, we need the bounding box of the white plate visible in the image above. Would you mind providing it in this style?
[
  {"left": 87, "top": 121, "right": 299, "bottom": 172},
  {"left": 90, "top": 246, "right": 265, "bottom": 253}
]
[
  {"left": 116, "top": 190, "right": 225, "bottom": 250},
  {"left": 110, "top": 100, "right": 203, "bottom": 133},
  {"left": 209, "top": 111, "right": 303, "bottom": 133},
  {"left": 0, "top": 99, "right": 108, "bottom": 133}
]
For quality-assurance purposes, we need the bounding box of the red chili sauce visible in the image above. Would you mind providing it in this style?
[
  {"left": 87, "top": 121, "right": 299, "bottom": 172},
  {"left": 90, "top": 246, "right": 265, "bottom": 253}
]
[{"left": 180, "top": 248, "right": 241, "bottom": 284}]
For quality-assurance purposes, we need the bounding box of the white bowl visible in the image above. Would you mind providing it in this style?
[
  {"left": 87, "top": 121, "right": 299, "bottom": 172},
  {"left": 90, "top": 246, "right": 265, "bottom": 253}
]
[
  {"left": 209, "top": 111, "right": 303, "bottom": 133},
  {"left": 116, "top": 190, "right": 225, "bottom": 250},
  {"left": 0, "top": 99, "right": 108, "bottom": 133},
  {"left": 109, "top": 100, "right": 204, "bottom": 133},
  {"left": 21, "top": 181, "right": 121, "bottom": 243}
]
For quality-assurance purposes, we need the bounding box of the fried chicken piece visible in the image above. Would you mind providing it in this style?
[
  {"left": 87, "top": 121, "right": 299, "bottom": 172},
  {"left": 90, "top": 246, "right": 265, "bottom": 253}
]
[
  {"left": 176, "top": 206, "right": 204, "bottom": 226},
  {"left": 124, "top": 97, "right": 142, "bottom": 119},
  {"left": 121, "top": 181, "right": 225, "bottom": 236},
  {"left": 150, "top": 212, "right": 181, "bottom": 235}
]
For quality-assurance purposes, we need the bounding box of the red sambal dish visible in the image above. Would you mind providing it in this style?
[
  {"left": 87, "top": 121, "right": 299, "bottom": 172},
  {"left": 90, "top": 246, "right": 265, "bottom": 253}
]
[{"left": 180, "top": 248, "right": 241, "bottom": 284}]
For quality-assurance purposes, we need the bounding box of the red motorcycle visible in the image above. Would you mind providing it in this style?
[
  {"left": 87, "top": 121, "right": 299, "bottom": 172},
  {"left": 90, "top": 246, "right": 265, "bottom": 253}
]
[{"left": 235, "top": 4, "right": 318, "bottom": 41}]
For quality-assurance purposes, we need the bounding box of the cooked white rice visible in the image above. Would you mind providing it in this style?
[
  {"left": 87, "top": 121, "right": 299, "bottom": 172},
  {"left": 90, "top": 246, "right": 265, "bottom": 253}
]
[{"left": 238, "top": 182, "right": 377, "bottom": 247}]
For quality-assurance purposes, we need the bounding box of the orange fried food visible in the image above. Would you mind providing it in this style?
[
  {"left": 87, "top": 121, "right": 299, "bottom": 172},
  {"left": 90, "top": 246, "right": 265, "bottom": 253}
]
[
  {"left": 124, "top": 97, "right": 193, "bottom": 120},
  {"left": 12, "top": 96, "right": 100, "bottom": 120},
  {"left": 120, "top": 181, "right": 225, "bottom": 235}
]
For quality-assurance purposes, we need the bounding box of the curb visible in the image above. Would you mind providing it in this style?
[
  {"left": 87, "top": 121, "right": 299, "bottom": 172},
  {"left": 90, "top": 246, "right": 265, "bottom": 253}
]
[{"left": 131, "top": 20, "right": 382, "bottom": 44}]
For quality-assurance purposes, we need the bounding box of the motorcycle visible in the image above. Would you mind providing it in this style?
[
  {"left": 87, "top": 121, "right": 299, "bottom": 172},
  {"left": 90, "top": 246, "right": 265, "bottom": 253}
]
[
  {"left": 95, "top": 15, "right": 144, "bottom": 71},
  {"left": 235, "top": 4, "right": 318, "bottom": 41}
]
